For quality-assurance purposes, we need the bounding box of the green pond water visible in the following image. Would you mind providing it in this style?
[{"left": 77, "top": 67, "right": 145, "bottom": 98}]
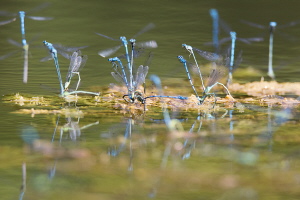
[{"left": 1, "top": 0, "right": 300, "bottom": 199}]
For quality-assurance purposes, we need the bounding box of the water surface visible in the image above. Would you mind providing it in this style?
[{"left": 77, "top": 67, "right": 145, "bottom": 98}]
[{"left": 1, "top": 0, "right": 300, "bottom": 199}]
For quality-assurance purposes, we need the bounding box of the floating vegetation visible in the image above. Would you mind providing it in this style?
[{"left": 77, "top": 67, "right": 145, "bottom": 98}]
[
  {"left": 3, "top": 93, "right": 51, "bottom": 106},
  {"left": 229, "top": 80, "right": 300, "bottom": 96},
  {"left": 2, "top": 93, "right": 101, "bottom": 109},
  {"left": 12, "top": 108, "right": 84, "bottom": 117},
  {"left": 3, "top": 78, "right": 300, "bottom": 117}
]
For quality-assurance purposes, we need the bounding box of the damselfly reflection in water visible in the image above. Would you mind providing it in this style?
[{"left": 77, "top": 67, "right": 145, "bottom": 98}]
[
  {"left": 46, "top": 114, "right": 99, "bottom": 180},
  {"left": 244, "top": 99, "right": 292, "bottom": 152},
  {"left": 43, "top": 41, "right": 99, "bottom": 97},
  {"left": 182, "top": 115, "right": 202, "bottom": 160},
  {"left": 51, "top": 115, "right": 99, "bottom": 144},
  {"left": 149, "top": 75, "right": 184, "bottom": 131},
  {"left": 149, "top": 75, "right": 199, "bottom": 197},
  {"left": 102, "top": 118, "right": 136, "bottom": 171},
  {"left": 19, "top": 162, "right": 26, "bottom": 200},
  {"left": 241, "top": 19, "right": 300, "bottom": 79},
  {"left": 180, "top": 110, "right": 228, "bottom": 160}
]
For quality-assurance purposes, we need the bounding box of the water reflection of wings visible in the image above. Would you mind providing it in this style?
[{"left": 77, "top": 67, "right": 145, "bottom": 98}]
[
  {"left": 102, "top": 118, "right": 134, "bottom": 171},
  {"left": 51, "top": 115, "right": 99, "bottom": 143}
]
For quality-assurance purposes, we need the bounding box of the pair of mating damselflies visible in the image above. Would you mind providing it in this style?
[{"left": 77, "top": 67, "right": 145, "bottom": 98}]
[
  {"left": 96, "top": 23, "right": 156, "bottom": 103},
  {"left": 179, "top": 44, "right": 233, "bottom": 107},
  {"left": 97, "top": 23, "right": 187, "bottom": 103},
  {"left": 108, "top": 55, "right": 188, "bottom": 104},
  {"left": 43, "top": 40, "right": 99, "bottom": 97},
  {"left": 0, "top": 3, "right": 53, "bottom": 83}
]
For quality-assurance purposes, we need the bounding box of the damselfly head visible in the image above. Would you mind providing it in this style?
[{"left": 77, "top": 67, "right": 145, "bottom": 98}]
[
  {"left": 127, "top": 91, "right": 135, "bottom": 103},
  {"left": 177, "top": 55, "right": 186, "bottom": 63},
  {"left": 270, "top": 22, "right": 277, "bottom": 27},
  {"left": 19, "top": 11, "right": 25, "bottom": 16},
  {"left": 134, "top": 91, "right": 145, "bottom": 104},
  {"left": 230, "top": 31, "right": 237, "bottom": 39},
  {"left": 129, "top": 38, "right": 136, "bottom": 45},
  {"left": 182, "top": 44, "right": 193, "bottom": 56},
  {"left": 209, "top": 9, "right": 218, "bottom": 17},
  {"left": 182, "top": 44, "right": 192, "bottom": 51},
  {"left": 21, "top": 39, "right": 27, "bottom": 47},
  {"left": 108, "top": 57, "right": 119, "bottom": 62},
  {"left": 198, "top": 97, "right": 204, "bottom": 105},
  {"left": 269, "top": 22, "right": 277, "bottom": 32},
  {"left": 120, "top": 36, "right": 128, "bottom": 44}
]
